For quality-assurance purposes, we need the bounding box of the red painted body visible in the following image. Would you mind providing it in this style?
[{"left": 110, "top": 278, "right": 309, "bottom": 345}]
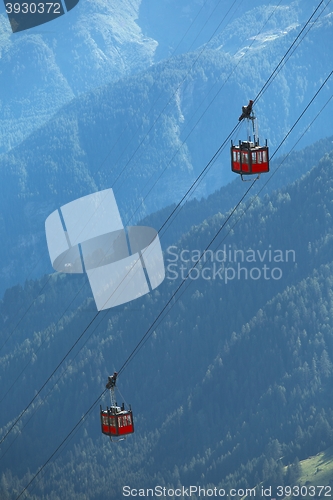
[
  {"left": 231, "top": 142, "right": 269, "bottom": 176},
  {"left": 100, "top": 408, "right": 134, "bottom": 437}
]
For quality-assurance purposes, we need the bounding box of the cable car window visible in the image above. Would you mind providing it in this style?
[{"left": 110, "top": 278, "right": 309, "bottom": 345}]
[
  {"left": 242, "top": 152, "right": 248, "bottom": 164},
  {"left": 258, "top": 151, "right": 262, "bottom": 163},
  {"left": 127, "top": 415, "right": 132, "bottom": 425},
  {"left": 263, "top": 150, "right": 267, "bottom": 162},
  {"left": 252, "top": 152, "right": 256, "bottom": 163},
  {"left": 233, "top": 151, "right": 237, "bottom": 161}
]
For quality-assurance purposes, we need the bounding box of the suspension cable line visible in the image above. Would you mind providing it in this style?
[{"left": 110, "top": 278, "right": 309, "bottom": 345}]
[
  {"left": 2, "top": 0, "right": 330, "bottom": 468},
  {"left": 13, "top": 68, "right": 333, "bottom": 500},
  {"left": 125, "top": 0, "right": 331, "bottom": 227},
  {"left": 0, "top": 0, "right": 246, "bottom": 360},
  {"left": 254, "top": 0, "right": 331, "bottom": 104}
]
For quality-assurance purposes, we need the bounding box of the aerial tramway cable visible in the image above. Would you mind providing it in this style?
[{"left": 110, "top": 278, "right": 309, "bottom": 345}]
[
  {"left": 0, "top": 3, "right": 256, "bottom": 429},
  {"left": 0, "top": 0, "right": 246, "bottom": 361},
  {"left": 14, "top": 178, "right": 256, "bottom": 500},
  {"left": 0, "top": 0, "right": 292, "bottom": 411},
  {"left": 2, "top": 0, "right": 330, "bottom": 455},
  {"left": 0, "top": 0, "right": 244, "bottom": 443},
  {"left": 126, "top": 0, "right": 331, "bottom": 224},
  {"left": 254, "top": 0, "right": 331, "bottom": 105},
  {"left": 16, "top": 70, "right": 333, "bottom": 500},
  {"left": 147, "top": 79, "right": 333, "bottom": 355},
  {"left": 107, "top": 0, "right": 244, "bottom": 198},
  {"left": 118, "top": 72, "right": 333, "bottom": 374},
  {"left": 8, "top": 70, "right": 333, "bottom": 474},
  {"left": 14, "top": 74, "right": 333, "bottom": 499},
  {"left": 119, "top": 0, "right": 285, "bottom": 221},
  {"left": 4, "top": 0, "right": 313, "bottom": 395},
  {"left": 0, "top": 0, "right": 260, "bottom": 410},
  {"left": 3, "top": 2, "right": 332, "bottom": 492}
]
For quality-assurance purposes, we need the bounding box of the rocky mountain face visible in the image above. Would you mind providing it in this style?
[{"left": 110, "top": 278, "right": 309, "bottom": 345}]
[
  {"left": 0, "top": 0, "right": 332, "bottom": 291},
  {"left": 0, "top": 0, "right": 157, "bottom": 153},
  {"left": 1, "top": 147, "right": 333, "bottom": 498}
]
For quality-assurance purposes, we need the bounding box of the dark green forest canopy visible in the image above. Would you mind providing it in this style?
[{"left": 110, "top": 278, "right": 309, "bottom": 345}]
[
  {"left": 0, "top": 2, "right": 332, "bottom": 296},
  {"left": 1, "top": 1, "right": 333, "bottom": 497},
  {"left": 1, "top": 149, "right": 333, "bottom": 498}
]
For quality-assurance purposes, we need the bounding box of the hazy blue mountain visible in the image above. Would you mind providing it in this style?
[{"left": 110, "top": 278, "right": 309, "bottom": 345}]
[
  {"left": 138, "top": 0, "right": 318, "bottom": 61},
  {"left": 1, "top": 1, "right": 333, "bottom": 498},
  {"left": 1, "top": 148, "right": 333, "bottom": 498},
  {"left": 1, "top": 0, "right": 332, "bottom": 154},
  {"left": 0, "top": 0, "right": 332, "bottom": 294},
  {"left": 141, "top": 135, "right": 333, "bottom": 249},
  {"left": 0, "top": 0, "right": 157, "bottom": 153}
]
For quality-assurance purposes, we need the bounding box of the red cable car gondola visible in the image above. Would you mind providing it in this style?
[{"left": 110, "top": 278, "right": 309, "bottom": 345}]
[
  {"left": 231, "top": 100, "right": 269, "bottom": 180},
  {"left": 100, "top": 372, "right": 134, "bottom": 441}
]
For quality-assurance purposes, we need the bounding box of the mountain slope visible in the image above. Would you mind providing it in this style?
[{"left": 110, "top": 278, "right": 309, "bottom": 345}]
[
  {"left": 1, "top": 149, "right": 333, "bottom": 497},
  {"left": 0, "top": 2, "right": 332, "bottom": 293},
  {"left": 0, "top": 0, "right": 157, "bottom": 153},
  {"left": 295, "top": 446, "right": 333, "bottom": 491}
]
